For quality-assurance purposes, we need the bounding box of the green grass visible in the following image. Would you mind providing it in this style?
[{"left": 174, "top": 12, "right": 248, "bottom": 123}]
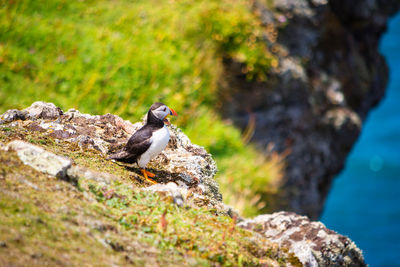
[
  {"left": 0, "top": 148, "right": 300, "bottom": 266},
  {"left": 0, "top": 0, "right": 281, "bottom": 216}
]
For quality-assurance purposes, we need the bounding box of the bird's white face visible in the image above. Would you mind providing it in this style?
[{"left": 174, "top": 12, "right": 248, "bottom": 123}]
[{"left": 152, "top": 105, "right": 172, "bottom": 121}]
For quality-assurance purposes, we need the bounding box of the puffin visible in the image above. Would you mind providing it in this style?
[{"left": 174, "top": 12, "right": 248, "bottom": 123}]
[{"left": 108, "top": 102, "right": 178, "bottom": 184}]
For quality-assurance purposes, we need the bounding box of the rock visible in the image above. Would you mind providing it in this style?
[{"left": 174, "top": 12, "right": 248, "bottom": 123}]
[
  {"left": 1, "top": 102, "right": 222, "bottom": 206},
  {"left": 66, "top": 165, "right": 116, "bottom": 186},
  {"left": 156, "top": 125, "right": 221, "bottom": 202},
  {"left": 0, "top": 109, "right": 27, "bottom": 124},
  {"left": 143, "top": 181, "right": 234, "bottom": 215},
  {"left": 238, "top": 211, "right": 366, "bottom": 267},
  {"left": 23, "top": 101, "right": 63, "bottom": 120},
  {"left": 5, "top": 140, "right": 71, "bottom": 179},
  {"left": 220, "top": 0, "right": 400, "bottom": 219},
  {"left": 144, "top": 182, "right": 185, "bottom": 207}
]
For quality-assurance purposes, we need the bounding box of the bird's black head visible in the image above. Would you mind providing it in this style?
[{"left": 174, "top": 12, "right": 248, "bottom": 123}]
[
  {"left": 147, "top": 102, "right": 177, "bottom": 126},
  {"left": 149, "top": 102, "right": 166, "bottom": 111}
]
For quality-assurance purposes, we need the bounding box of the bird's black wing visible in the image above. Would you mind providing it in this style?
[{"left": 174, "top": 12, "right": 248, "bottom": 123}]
[
  {"left": 126, "top": 126, "right": 153, "bottom": 154},
  {"left": 108, "top": 125, "right": 153, "bottom": 163}
]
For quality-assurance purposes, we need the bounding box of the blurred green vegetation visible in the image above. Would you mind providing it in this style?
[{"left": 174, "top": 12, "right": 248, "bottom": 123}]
[{"left": 0, "top": 0, "right": 282, "bottom": 216}]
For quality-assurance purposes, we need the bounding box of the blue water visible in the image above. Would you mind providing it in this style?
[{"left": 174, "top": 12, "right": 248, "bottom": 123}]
[{"left": 321, "top": 13, "right": 400, "bottom": 267}]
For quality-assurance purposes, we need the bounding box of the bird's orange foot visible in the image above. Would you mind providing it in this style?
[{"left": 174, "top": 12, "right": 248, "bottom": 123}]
[
  {"left": 141, "top": 169, "right": 157, "bottom": 184},
  {"left": 144, "top": 170, "right": 155, "bottom": 177}
]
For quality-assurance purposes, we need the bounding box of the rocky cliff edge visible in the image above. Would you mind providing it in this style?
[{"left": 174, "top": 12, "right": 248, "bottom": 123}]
[{"left": 0, "top": 102, "right": 365, "bottom": 266}]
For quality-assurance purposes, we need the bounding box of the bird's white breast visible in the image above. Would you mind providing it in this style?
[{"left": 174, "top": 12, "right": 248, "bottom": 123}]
[{"left": 137, "top": 125, "right": 170, "bottom": 168}]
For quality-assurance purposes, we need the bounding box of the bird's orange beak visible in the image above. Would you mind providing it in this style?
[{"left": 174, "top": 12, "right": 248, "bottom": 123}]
[
  {"left": 169, "top": 107, "right": 178, "bottom": 116},
  {"left": 164, "top": 107, "right": 177, "bottom": 125}
]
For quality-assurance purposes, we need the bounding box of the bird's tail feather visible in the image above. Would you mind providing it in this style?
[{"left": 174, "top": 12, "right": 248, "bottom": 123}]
[{"left": 107, "top": 150, "right": 136, "bottom": 163}]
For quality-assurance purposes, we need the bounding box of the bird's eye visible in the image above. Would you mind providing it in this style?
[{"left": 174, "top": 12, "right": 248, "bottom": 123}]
[{"left": 163, "top": 107, "right": 166, "bottom": 112}]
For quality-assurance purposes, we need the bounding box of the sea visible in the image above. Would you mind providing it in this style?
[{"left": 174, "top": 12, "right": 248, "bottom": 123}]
[{"left": 321, "top": 13, "right": 400, "bottom": 267}]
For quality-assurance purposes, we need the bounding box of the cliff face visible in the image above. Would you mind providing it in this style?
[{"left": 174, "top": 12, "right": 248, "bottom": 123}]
[
  {"left": 0, "top": 102, "right": 366, "bottom": 266},
  {"left": 220, "top": 0, "right": 400, "bottom": 219}
]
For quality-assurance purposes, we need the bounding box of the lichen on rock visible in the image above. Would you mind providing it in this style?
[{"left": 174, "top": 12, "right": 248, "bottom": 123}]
[
  {"left": 238, "top": 211, "right": 366, "bottom": 267},
  {"left": 5, "top": 140, "right": 71, "bottom": 179},
  {"left": 23, "top": 101, "right": 63, "bottom": 120}
]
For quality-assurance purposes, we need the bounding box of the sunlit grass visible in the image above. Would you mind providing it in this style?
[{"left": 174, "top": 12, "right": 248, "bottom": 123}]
[{"left": 0, "top": 148, "right": 299, "bottom": 266}]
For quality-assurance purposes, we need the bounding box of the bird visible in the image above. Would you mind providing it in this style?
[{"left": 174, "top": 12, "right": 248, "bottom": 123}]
[{"left": 108, "top": 102, "right": 177, "bottom": 184}]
